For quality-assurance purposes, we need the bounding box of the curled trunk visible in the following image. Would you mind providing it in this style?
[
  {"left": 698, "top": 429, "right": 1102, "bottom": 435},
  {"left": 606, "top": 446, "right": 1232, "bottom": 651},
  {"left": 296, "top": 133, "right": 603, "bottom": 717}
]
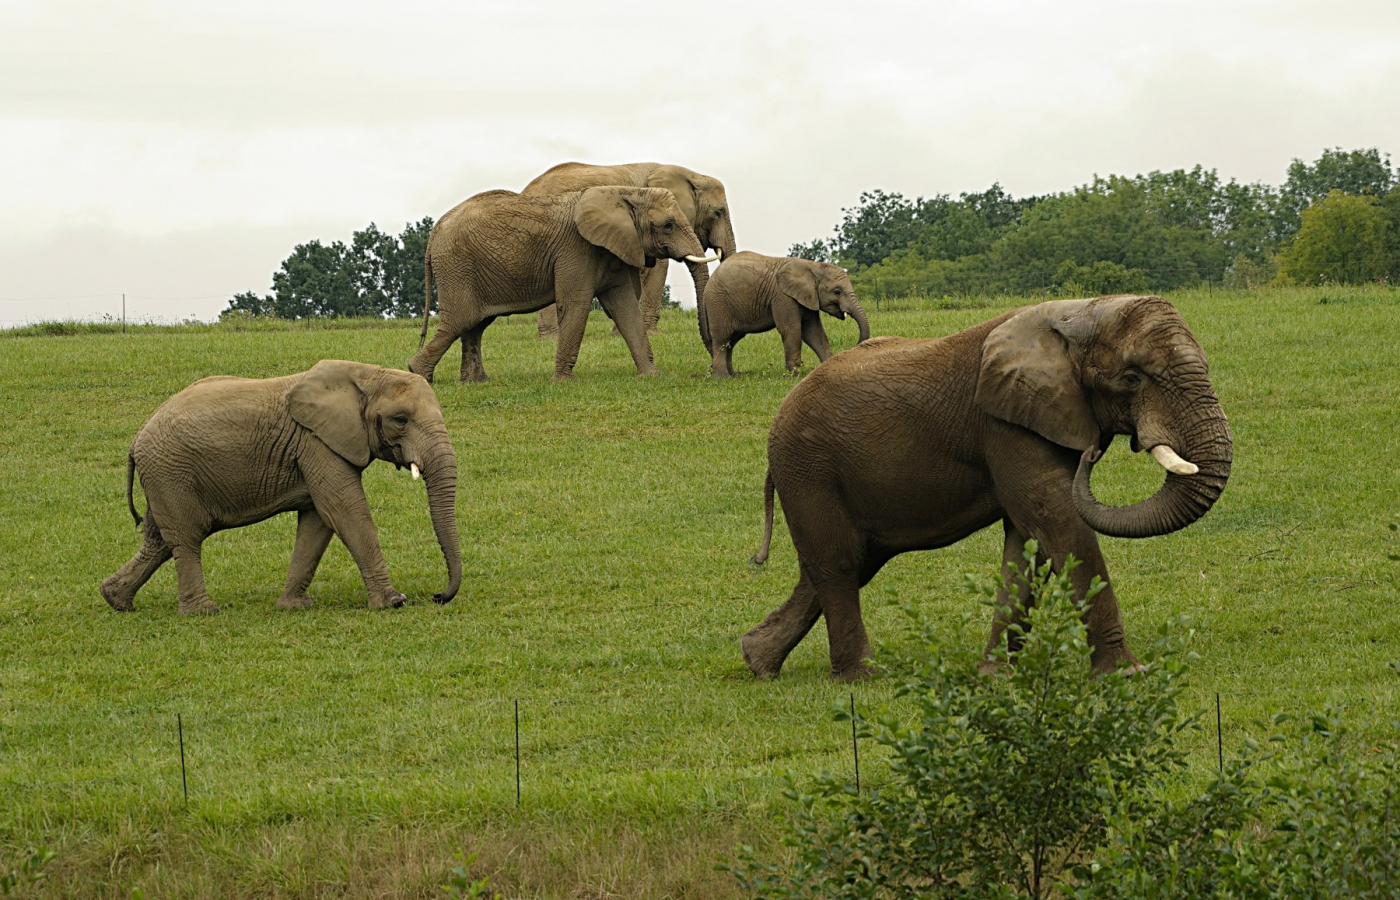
[
  {"left": 1073, "top": 408, "right": 1232, "bottom": 538},
  {"left": 841, "top": 296, "right": 871, "bottom": 343},
  {"left": 420, "top": 438, "right": 462, "bottom": 603}
]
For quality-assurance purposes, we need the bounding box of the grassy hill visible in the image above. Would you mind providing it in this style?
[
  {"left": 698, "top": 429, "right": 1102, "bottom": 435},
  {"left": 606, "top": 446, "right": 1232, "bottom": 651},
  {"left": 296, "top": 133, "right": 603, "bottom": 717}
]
[{"left": 1, "top": 286, "right": 1397, "bottom": 898}]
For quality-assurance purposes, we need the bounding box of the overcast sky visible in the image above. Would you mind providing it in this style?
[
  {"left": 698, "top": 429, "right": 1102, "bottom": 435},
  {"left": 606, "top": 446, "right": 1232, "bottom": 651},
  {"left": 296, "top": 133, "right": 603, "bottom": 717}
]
[{"left": 3, "top": 0, "right": 1398, "bottom": 325}]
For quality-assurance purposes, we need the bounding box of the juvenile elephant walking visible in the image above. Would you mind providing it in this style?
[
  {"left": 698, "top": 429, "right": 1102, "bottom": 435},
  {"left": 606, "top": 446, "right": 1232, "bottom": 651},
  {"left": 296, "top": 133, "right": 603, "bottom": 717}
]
[
  {"left": 524, "top": 162, "right": 737, "bottom": 335},
  {"left": 743, "top": 295, "right": 1232, "bottom": 680},
  {"left": 702, "top": 251, "right": 870, "bottom": 377},
  {"left": 408, "top": 186, "right": 715, "bottom": 383},
  {"left": 101, "top": 361, "right": 462, "bottom": 614}
]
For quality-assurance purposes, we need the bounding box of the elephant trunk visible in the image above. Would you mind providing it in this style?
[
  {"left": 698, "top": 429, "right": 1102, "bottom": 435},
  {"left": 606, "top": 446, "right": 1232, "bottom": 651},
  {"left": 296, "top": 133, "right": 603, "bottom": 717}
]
[
  {"left": 841, "top": 296, "right": 871, "bottom": 343},
  {"left": 1073, "top": 395, "right": 1232, "bottom": 539},
  {"left": 691, "top": 258, "right": 714, "bottom": 349},
  {"left": 420, "top": 437, "right": 462, "bottom": 603}
]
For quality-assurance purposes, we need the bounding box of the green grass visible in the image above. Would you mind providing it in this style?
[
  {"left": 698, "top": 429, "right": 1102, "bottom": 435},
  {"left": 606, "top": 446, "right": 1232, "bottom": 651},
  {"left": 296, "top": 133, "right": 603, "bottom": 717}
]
[{"left": 2, "top": 287, "right": 1398, "bottom": 898}]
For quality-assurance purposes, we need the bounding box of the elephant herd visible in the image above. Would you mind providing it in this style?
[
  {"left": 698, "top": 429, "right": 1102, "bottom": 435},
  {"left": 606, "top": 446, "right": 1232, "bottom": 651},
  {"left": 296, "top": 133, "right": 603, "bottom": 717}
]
[
  {"left": 102, "top": 160, "right": 1234, "bottom": 681},
  {"left": 404, "top": 161, "right": 871, "bottom": 383}
]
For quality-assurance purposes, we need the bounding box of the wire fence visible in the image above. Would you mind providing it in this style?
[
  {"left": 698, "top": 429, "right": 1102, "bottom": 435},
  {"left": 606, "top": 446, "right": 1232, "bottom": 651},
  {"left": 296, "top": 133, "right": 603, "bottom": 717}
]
[{"left": 5, "top": 685, "right": 1397, "bottom": 810}]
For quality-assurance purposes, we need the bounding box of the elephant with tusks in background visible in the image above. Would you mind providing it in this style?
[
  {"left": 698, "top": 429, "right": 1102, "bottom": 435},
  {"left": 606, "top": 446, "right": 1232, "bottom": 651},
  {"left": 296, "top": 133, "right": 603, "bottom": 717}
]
[
  {"left": 743, "top": 295, "right": 1232, "bottom": 680},
  {"left": 408, "top": 186, "right": 717, "bottom": 383},
  {"left": 701, "top": 251, "right": 870, "bottom": 377},
  {"left": 523, "top": 162, "right": 737, "bottom": 337},
  {"left": 102, "top": 360, "right": 462, "bottom": 614}
]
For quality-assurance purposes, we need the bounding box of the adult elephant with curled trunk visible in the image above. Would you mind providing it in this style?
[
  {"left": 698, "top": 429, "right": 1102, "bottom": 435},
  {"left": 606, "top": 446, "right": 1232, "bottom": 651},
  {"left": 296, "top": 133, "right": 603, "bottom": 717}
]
[
  {"left": 408, "top": 186, "right": 716, "bottom": 383},
  {"left": 101, "top": 361, "right": 462, "bottom": 614},
  {"left": 743, "top": 295, "right": 1232, "bottom": 681},
  {"left": 702, "top": 251, "right": 870, "bottom": 377},
  {"left": 524, "top": 162, "right": 737, "bottom": 336}
]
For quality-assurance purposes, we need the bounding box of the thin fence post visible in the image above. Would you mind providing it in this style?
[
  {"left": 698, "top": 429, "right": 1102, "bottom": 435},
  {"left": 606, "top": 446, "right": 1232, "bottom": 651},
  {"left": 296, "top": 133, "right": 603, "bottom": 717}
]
[
  {"left": 514, "top": 699, "right": 521, "bottom": 807},
  {"left": 178, "top": 713, "right": 188, "bottom": 805},
  {"left": 1216, "top": 693, "right": 1223, "bottom": 773},
  {"left": 850, "top": 693, "right": 860, "bottom": 793},
  {"left": 122, "top": 293, "right": 126, "bottom": 334}
]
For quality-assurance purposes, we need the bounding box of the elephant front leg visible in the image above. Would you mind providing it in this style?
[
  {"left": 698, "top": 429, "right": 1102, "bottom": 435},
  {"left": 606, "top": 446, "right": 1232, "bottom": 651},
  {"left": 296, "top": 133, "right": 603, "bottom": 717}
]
[
  {"left": 800, "top": 315, "right": 834, "bottom": 363},
  {"left": 276, "top": 508, "right": 334, "bottom": 609},
  {"left": 741, "top": 566, "right": 823, "bottom": 679},
  {"left": 598, "top": 285, "right": 660, "bottom": 376},
  {"left": 640, "top": 262, "right": 668, "bottom": 333},
  {"left": 981, "top": 519, "right": 1041, "bottom": 673},
  {"left": 303, "top": 456, "right": 405, "bottom": 609}
]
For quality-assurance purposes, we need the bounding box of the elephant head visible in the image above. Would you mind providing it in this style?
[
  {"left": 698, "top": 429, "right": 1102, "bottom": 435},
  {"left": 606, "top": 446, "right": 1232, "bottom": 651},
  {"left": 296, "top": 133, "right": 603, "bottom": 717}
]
[
  {"left": 288, "top": 360, "right": 462, "bottom": 602},
  {"left": 975, "top": 295, "right": 1232, "bottom": 538},
  {"left": 646, "top": 165, "right": 736, "bottom": 315},
  {"left": 776, "top": 258, "right": 871, "bottom": 343},
  {"left": 574, "top": 186, "right": 713, "bottom": 271}
]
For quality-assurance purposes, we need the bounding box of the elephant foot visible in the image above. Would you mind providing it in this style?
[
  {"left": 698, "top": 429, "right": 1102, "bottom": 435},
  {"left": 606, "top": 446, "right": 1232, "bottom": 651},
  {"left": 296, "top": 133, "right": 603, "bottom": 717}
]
[
  {"left": 368, "top": 590, "right": 407, "bottom": 610},
  {"left": 740, "top": 631, "right": 786, "bottom": 680},
  {"left": 635, "top": 367, "right": 661, "bottom": 377},
  {"left": 831, "top": 662, "right": 875, "bottom": 683},
  {"left": 100, "top": 578, "right": 135, "bottom": 612},
  {"left": 552, "top": 372, "right": 577, "bottom": 382},
  {"left": 1090, "top": 644, "right": 1142, "bottom": 677},
  {"left": 276, "top": 594, "right": 314, "bottom": 610},
  {"left": 459, "top": 372, "right": 489, "bottom": 384},
  {"left": 178, "top": 597, "right": 220, "bottom": 615},
  {"left": 785, "top": 367, "right": 803, "bottom": 377}
]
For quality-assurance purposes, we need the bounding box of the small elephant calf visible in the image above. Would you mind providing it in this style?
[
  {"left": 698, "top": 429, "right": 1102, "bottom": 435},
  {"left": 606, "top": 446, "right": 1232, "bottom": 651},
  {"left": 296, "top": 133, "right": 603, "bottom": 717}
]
[
  {"left": 701, "top": 251, "right": 870, "bottom": 377},
  {"left": 101, "top": 360, "right": 463, "bottom": 614}
]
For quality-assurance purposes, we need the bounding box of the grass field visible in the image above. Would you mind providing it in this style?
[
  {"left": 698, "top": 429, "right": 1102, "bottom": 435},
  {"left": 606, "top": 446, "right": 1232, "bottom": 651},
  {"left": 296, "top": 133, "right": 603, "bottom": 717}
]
[{"left": 2, "top": 287, "right": 1398, "bottom": 898}]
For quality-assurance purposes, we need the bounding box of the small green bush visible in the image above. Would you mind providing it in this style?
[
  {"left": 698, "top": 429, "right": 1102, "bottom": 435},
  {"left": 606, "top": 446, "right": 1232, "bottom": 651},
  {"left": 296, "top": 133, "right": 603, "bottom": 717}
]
[
  {"left": 726, "top": 543, "right": 1400, "bottom": 899},
  {"left": 725, "top": 544, "right": 1198, "bottom": 900}
]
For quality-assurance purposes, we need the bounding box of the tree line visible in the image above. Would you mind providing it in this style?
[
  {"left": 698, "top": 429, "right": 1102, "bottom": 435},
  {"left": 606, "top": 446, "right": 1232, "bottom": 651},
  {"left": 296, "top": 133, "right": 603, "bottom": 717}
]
[
  {"left": 224, "top": 148, "right": 1399, "bottom": 320},
  {"left": 790, "top": 147, "right": 1400, "bottom": 299}
]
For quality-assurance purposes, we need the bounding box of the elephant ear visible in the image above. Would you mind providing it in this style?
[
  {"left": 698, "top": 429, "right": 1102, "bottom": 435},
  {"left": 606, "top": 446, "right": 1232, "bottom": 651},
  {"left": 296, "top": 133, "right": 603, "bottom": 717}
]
[
  {"left": 974, "top": 299, "right": 1101, "bottom": 451},
  {"left": 574, "top": 187, "right": 646, "bottom": 269},
  {"left": 288, "top": 359, "right": 374, "bottom": 467},
  {"left": 646, "top": 166, "right": 699, "bottom": 226},
  {"left": 775, "top": 259, "right": 821, "bottom": 311}
]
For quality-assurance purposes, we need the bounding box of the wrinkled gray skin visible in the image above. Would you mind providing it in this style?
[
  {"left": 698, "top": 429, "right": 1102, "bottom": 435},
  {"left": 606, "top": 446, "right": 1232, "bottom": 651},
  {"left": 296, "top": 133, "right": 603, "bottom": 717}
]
[
  {"left": 408, "top": 186, "right": 707, "bottom": 382},
  {"left": 703, "top": 251, "right": 871, "bottom": 377},
  {"left": 744, "top": 296, "right": 1232, "bottom": 680},
  {"left": 101, "top": 360, "right": 462, "bottom": 614},
  {"left": 524, "top": 162, "right": 737, "bottom": 336}
]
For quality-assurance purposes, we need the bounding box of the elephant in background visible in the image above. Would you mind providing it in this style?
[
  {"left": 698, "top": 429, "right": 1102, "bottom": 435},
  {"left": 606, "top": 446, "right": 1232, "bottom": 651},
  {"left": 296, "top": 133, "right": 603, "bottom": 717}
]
[
  {"left": 408, "top": 186, "right": 715, "bottom": 383},
  {"left": 743, "top": 295, "right": 1232, "bottom": 680},
  {"left": 101, "top": 360, "right": 461, "bottom": 614},
  {"left": 524, "top": 162, "right": 737, "bottom": 336},
  {"left": 702, "top": 251, "right": 870, "bottom": 377}
]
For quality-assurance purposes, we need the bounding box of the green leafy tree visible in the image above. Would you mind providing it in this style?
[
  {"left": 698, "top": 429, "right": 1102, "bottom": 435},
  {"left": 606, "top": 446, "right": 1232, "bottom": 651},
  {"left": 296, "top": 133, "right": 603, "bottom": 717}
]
[
  {"left": 1276, "top": 147, "right": 1394, "bottom": 238},
  {"left": 1276, "top": 190, "right": 1389, "bottom": 284}
]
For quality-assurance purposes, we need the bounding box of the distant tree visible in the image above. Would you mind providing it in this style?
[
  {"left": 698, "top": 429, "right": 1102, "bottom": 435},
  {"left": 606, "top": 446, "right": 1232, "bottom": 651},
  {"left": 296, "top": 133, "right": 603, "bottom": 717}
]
[
  {"left": 1276, "top": 147, "right": 1394, "bottom": 238},
  {"left": 787, "top": 238, "right": 833, "bottom": 262},
  {"left": 223, "top": 218, "right": 436, "bottom": 320},
  {"left": 1276, "top": 190, "right": 1389, "bottom": 284}
]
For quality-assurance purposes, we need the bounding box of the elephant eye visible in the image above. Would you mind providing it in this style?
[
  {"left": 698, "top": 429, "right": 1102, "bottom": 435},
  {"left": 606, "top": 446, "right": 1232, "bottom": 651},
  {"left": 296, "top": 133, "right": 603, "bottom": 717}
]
[
  {"left": 1122, "top": 371, "right": 1142, "bottom": 388},
  {"left": 664, "top": 220, "right": 675, "bottom": 230},
  {"left": 391, "top": 413, "right": 410, "bottom": 425}
]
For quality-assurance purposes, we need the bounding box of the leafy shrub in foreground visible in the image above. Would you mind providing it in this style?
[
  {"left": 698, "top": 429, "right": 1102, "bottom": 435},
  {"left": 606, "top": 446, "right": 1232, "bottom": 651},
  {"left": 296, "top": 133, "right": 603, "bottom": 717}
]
[
  {"left": 725, "top": 544, "right": 1198, "bottom": 900},
  {"left": 726, "top": 543, "right": 1400, "bottom": 899}
]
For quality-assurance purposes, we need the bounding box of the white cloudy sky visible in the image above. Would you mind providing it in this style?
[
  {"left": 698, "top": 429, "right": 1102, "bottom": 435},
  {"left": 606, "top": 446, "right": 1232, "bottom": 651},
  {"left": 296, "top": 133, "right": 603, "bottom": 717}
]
[{"left": 2, "top": 0, "right": 1398, "bottom": 324}]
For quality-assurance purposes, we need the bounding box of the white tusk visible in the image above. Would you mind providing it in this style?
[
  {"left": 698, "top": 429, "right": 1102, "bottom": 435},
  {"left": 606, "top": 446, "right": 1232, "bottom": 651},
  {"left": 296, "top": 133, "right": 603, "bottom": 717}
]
[
  {"left": 410, "top": 463, "right": 421, "bottom": 481},
  {"left": 1149, "top": 445, "right": 1198, "bottom": 476},
  {"left": 685, "top": 253, "right": 720, "bottom": 264}
]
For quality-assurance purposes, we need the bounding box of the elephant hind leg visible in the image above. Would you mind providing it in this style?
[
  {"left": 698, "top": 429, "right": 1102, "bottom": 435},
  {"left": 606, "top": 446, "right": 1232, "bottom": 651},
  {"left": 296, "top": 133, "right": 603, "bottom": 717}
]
[
  {"left": 459, "top": 319, "right": 494, "bottom": 382},
  {"left": 742, "top": 566, "right": 822, "bottom": 679},
  {"left": 408, "top": 325, "right": 460, "bottom": 384},
  {"left": 173, "top": 542, "right": 219, "bottom": 615},
  {"left": 101, "top": 516, "right": 172, "bottom": 611}
]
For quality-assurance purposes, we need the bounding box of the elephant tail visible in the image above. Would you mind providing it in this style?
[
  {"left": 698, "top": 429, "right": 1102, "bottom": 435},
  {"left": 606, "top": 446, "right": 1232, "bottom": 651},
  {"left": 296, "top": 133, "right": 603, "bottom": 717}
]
[
  {"left": 418, "top": 242, "right": 435, "bottom": 349},
  {"left": 752, "top": 468, "right": 775, "bottom": 565},
  {"left": 124, "top": 450, "right": 142, "bottom": 528}
]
